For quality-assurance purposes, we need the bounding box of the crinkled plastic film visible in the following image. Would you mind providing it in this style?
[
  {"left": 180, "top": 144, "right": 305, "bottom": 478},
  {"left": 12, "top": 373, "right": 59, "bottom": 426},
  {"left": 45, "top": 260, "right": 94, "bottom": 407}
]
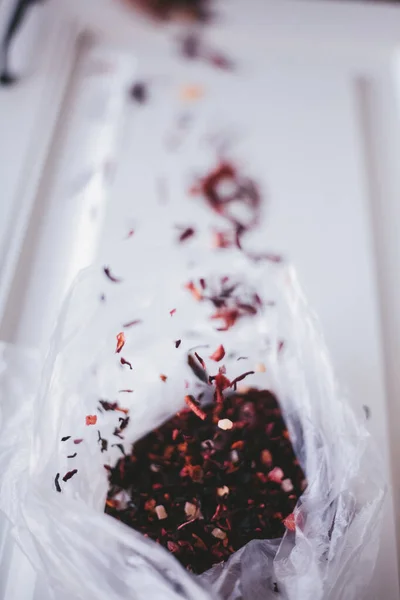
[{"left": 0, "top": 228, "right": 384, "bottom": 600}]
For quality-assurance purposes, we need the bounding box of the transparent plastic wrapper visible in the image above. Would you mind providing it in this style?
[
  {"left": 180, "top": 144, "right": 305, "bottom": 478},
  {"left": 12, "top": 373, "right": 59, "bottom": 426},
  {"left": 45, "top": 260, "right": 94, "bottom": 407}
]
[{"left": 0, "top": 225, "right": 384, "bottom": 600}]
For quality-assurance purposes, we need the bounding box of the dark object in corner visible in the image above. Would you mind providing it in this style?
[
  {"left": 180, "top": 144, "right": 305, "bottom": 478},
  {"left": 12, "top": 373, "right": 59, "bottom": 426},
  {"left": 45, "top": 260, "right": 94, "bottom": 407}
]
[{"left": 1, "top": 0, "right": 44, "bottom": 86}]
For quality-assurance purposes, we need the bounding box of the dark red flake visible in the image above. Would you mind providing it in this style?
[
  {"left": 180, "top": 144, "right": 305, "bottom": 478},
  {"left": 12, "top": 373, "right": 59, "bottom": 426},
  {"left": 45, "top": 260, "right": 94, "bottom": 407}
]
[
  {"left": 74, "top": 439, "right": 83, "bottom": 445},
  {"left": 209, "top": 367, "right": 231, "bottom": 403},
  {"left": 130, "top": 82, "right": 148, "bottom": 104},
  {"left": 61, "top": 436, "right": 71, "bottom": 442},
  {"left": 191, "top": 161, "right": 261, "bottom": 236},
  {"left": 230, "top": 371, "right": 255, "bottom": 390},
  {"left": 170, "top": 308, "right": 177, "bottom": 317},
  {"left": 178, "top": 227, "right": 195, "bottom": 243},
  {"left": 175, "top": 339, "right": 181, "bottom": 348},
  {"left": 118, "top": 389, "right": 134, "bottom": 394},
  {"left": 62, "top": 469, "right": 78, "bottom": 482},
  {"left": 184, "top": 395, "right": 207, "bottom": 420},
  {"left": 54, "top": 473, "right": 61, "bottom": 492},
  {"left": 104, "top": 266, "right": 122, "bottom": 283},
  {"left": 112, "top": 443, "right": 126, "bottom": 455},
  {"left": 99, "top": 400, "right": 129, "bottom": 414},
  {"left": 98, "top": 431, "right": 108, "bottom": 453},
  {"left": 208, "top": 53, "right": 234, "bottom": 71},
  {"left": 211, "top": 307, "right": 240, "bottom": 331},
  {"left": 122, "top": 319, "right": 142, "bottom": 328},
  {"left": 120, "top": 357, "right": 133, "bottom": 370},
  {"left": 160, "top": 374, "right": 168, "bottom": 382},
  {"left": 194, "top": 352, "right": 205, "bottom": 369},
  {"left": 67, "top": 453, "right": 77, "bottom": 459},
  {"left": 187, "top": 354, "right": 209, "bottom": 384}
]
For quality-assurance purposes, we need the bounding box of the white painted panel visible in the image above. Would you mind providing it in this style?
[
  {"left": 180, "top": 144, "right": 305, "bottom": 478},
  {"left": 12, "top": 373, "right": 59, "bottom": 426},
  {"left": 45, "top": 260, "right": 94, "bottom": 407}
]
[{"left": 98, "top": 56, "right": 399, "bottom": 599}]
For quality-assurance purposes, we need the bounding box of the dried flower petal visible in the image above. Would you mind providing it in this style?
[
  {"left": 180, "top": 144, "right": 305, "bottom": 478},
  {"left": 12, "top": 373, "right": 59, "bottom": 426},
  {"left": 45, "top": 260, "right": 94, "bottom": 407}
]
[
  {"left": 54, "top": 473, "right": 61, "bottom": 492},
  {"left": 86, "top": 415, "right": 97, "bottom": 426},
  {"left": 185, "top": 281, "right": 202, "bottom": 301},
  {"left": 178, "top": 227, "right": 195, "bottom": 242},
  {"left": 67, "top": 453, "right": 77, "bottom": 459},
  {"left": 170, "top": 308, "right": 176, "bottom": 317},
  {"left": 61, "top": 436, "right": 71, "bottom": 442},
  {"left": 120, "top": 357, "right": 133, "bottom": 370},
  {"left": 184, "top": 395, "right": 207, "bottom": 420},
  {"left": 62, "top": 469, "right": 78, "bottom": 482},
  {"left": 175, "top": 339, "right": 181, "bottom": 348},
  {"left": 115, "top": 332, "right": 126, "bottom": 353},
  {"left": 194, "top": 352, "right": 205, "bottom": 368},
  {"left": 187, "top": 354, "right": 209, "bottom": 383},
  {"left": 230, "top": 371, "right": 255, "bottom": 390},
  {"left": 160, "top": 374, "right": 168, "bottom": 382},
  {"left": 104, "top": 266, "right": 122, "bottom": 283},
  {"left": 122, "top": 319, "right": 142, "bottom": 328},
  {"left": 209, "top": 344, "right": 225, "bottom": 362}
]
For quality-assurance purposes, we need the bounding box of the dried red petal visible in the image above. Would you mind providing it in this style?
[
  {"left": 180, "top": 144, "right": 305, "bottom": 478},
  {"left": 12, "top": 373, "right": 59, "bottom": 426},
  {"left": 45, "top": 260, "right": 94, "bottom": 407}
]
[
  {"left": 194, "top": 352, "right": 205, "bottom": 368},
  {"left": 230, "top": 371, "right": 255, "bottom": 390},
  {"left": 170, "top": 308, "right": 177, "bottom": 317},
  {"left": 185, "top": 281, "right": 202, "bottom": 301},
  {"left": 209, "top": 368, "right": 231, "bottom": 403},
  {"left": 104, "top": 266, "right": 122, "bottom": 283},
  {"left": 73, "top": 439, "right": 83, "bottom": 445},
  {"left": 208, "top": 53, "right": 234, "bottom": 71},
  {"left": 175, "top": 339, "right": 181, "bottom": 348},
  {"left": 62, "top": 469, "right": 78, "bottom": 482},
  {"left": 184, "top": 395, "right": 207, "bottom": 420},
  {"left": 178, "top": 227, "right": 195, "bottom": 242},
  {"left": 283, "top": 513, "right": 296, "bottom": 532},
  {"left": 160, "top": 374, "right": 168, "bottom": 382},
  {"left": 115, "top": 332, "right": 126, "bottom": 354},
  {"left": 212, "top": 231, "right": 233, "bottom": 249},
  {"left": 122, "top": 319, "right": 142, "bottom": 328},
  {"left": 120, "top": 357, "right": 133, "bottom": 370},
  {"left": 86, "top": 415, "right": 97, "bottom": 426},
  {"left": 211, "top": 308, "right": 240, "bottom": 331},
  {"left": 209, "top": 344, "right": 225, "bottom": 362}
]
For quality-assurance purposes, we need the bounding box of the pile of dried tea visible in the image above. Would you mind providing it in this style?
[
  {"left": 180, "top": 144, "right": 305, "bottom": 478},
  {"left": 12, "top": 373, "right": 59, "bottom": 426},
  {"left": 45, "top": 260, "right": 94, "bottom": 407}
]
[{"left": 105, "top": 388, "right": 306, "bottom": 574}]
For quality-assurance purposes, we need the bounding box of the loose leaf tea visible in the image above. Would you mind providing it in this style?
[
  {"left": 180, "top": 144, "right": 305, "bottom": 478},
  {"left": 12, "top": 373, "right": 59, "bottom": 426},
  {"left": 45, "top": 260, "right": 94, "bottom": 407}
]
[{"left": 106, "top": 388, "right": 306, "bottom": 574}]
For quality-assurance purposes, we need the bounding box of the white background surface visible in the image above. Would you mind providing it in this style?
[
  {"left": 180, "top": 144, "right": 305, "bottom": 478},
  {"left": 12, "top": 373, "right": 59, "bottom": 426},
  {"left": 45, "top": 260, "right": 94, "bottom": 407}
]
[{"left": 0, "top": 1, "right": 400, "bottom": 598}]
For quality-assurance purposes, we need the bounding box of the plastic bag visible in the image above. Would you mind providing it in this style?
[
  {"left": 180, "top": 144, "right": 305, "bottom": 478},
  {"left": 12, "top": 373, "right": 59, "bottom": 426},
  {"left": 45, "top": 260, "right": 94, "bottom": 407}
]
[{"left": 0, "top": 224, "right": 384, "bottom": 600}]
